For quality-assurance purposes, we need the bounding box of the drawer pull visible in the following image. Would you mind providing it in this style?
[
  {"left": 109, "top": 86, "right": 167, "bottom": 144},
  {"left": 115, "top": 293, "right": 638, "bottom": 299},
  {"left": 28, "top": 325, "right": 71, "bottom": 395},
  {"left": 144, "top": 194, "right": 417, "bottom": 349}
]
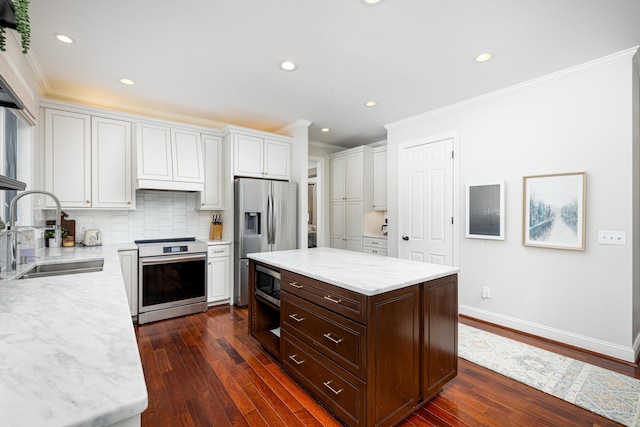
[
  {"left": 213, "top": 249, "right": 225, "bottom": 253},
  {"left": 289, "top": 313, "right": 305, "bottom": 322},
  {"left": 323, "top": 380, "right": 343, "bottom": 395},
  {"left": 323, "top": 333, "right": 343, "bottom": 344},
  {"left": 288, "top": 281, "right": 303, "bottom": 289},
  {"left": 289, "top": 354, "right": 305, "bottom": 365},
  {"left": 371, "top": 241, "right": 379, "bottom": 245},
  {"left": 324, "top": 295, "right": 342, "bottom": 304}
]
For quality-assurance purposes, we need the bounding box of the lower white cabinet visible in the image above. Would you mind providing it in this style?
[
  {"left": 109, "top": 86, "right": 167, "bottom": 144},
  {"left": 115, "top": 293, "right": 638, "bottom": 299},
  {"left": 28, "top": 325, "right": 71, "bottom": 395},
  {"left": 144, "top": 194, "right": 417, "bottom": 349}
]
[
  {"left": 118, "top": 249, "right": 138, "bottom": 317},
  {"left": 363, "top": 236, "right": 387, "bottom": 256},
  {"left": 207, "top": 243, "right": 230, "bottom": 304}
]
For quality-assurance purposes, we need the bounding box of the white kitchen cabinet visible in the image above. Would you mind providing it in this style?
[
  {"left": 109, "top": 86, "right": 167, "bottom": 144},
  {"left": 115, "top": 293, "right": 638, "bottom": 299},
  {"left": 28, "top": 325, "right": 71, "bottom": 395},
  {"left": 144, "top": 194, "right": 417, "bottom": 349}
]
[
  {"left": 373, "top": 146, "right": 387, "bottom": 211},
  {"left": 231, "top": 130, "right": 291, "bottom": 180},
  {"left": 363, "top": 235, "right": 388, "bottom": 256},
  {"left": 45, "top": 109, "right": 91, "bottom": 208},
  {"left": 197, "top": 134, "right": 224, "bottom": 210},
  {"left": 118, "top": 249, "right": 138, "bottom": 318},
  {"left": 207, "top": 243, "right": 230, "bottom": 304},
  {"left": 45, "top": 108, "right": 133, "bottom": 209},
  {"left": 329, "top": 146, "right": 373, "bottom": 252},
  {"left": 92, "top": 117, "right": 133, "bottom": 208},
  {"left": 135, "top": 122, "right": 204, "bottom": 191}
]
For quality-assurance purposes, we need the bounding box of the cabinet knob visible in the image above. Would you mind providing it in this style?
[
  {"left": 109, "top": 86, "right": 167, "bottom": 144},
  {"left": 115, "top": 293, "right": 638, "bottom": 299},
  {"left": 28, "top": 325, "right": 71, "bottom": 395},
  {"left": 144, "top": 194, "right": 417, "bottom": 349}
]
[
  {"left": 127, "top": 201, "right": 131, "bottom": 205},
  {"left": 86, "top": 200, "right": 90, "bottom": 204}
]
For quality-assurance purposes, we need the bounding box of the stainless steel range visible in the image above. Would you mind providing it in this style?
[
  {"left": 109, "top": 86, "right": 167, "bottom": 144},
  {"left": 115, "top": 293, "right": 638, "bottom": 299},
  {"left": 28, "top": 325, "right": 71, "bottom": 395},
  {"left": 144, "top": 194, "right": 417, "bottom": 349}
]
[{"left": 136, "top": 237, "right": 208, "bottom": 324}]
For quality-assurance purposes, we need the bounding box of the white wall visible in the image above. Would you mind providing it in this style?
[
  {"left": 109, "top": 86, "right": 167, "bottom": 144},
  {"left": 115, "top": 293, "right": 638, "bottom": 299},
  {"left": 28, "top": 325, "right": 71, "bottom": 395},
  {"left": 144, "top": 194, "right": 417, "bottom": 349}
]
[{"left": 386, "top": 48, "right": 639, "bottom": 361}]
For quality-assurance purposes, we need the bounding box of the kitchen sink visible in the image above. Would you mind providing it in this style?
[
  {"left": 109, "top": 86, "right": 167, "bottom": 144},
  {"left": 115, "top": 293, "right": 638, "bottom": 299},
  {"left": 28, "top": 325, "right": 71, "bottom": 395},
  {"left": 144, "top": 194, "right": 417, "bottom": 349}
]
[{"left": 17, "top": 259, "right": 104, "bottom": 280}]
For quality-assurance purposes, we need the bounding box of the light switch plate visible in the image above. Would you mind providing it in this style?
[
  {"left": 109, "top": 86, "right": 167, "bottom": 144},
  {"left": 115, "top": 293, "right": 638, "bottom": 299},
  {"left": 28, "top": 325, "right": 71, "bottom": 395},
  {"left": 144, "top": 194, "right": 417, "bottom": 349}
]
[{"left": 597, "top": 230, "right": 626, "bottom": 245}]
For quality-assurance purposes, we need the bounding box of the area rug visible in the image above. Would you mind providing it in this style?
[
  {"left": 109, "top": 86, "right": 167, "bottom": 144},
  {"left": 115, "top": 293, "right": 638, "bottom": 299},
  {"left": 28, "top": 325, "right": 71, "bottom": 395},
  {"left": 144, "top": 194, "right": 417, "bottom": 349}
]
[{"left": 458, "top": 323, "right": 640, "bottom": 426}]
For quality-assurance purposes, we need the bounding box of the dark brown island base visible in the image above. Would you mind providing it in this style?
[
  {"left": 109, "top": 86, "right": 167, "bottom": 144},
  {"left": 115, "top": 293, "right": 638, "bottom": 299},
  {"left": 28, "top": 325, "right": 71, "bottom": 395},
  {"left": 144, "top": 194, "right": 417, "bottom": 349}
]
[{"left": 247, "top": 248, "right": 459, "bottom": 427}]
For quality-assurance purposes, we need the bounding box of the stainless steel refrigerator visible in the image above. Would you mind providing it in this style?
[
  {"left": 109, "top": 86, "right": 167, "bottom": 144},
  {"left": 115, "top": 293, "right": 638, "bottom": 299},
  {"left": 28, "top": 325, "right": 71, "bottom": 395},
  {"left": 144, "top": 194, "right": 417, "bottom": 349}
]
[{"left": 234, "top": 178, "right": 298, "bottom": 306}]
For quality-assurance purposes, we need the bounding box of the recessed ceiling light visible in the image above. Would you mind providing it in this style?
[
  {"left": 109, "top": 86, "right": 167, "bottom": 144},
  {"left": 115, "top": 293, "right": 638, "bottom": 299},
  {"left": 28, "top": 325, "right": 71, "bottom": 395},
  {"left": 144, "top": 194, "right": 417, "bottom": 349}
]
[
  {"left": 475, "top": 52, "right": 493, "bottom": 62},
  {"left": 279, "top": 60, "right": 298, "bottom": 71},
  {"left": 321, "top": 128, "right": 330, "bottom": 132},
  {"left": 365, "top": 101, "right": 377, "bottom": 107},
  {"left": 119, "top": 78, "right": 135, "bottom": 86},
  {"left": 360, "top": 0, "right": 385, "bottom": 6},
  {"left": 54, "top": 33, "right": 74, "bottom": 44}
]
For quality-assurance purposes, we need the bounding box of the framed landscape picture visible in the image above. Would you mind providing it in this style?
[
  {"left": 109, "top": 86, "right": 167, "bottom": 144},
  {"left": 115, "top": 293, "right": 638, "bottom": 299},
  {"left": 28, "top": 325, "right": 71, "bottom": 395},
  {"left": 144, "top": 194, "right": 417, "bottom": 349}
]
[
  {"left": 523, "top": 172, "right": 586, "bottom": 250},
  {"left": 466, "top": 181, "right": 505, "bottom": 240}
]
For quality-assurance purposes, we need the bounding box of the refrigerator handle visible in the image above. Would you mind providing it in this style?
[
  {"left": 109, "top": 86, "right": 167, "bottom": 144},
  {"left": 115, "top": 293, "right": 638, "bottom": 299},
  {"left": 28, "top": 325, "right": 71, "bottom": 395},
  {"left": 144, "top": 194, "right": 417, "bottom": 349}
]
[
  {"left": 267, "top": 193, "right": 272, "bottom": 244},
  {"left": 271, "top": 193, "right": 277, "bottom": 244}
]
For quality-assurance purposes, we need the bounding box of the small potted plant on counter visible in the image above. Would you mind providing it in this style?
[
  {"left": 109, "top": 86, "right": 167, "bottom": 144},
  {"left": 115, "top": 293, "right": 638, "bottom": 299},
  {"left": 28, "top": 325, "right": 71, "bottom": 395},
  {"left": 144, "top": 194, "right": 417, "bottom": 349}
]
[{"left": 44, "top": 227, "right": 68, "bottom": 248}]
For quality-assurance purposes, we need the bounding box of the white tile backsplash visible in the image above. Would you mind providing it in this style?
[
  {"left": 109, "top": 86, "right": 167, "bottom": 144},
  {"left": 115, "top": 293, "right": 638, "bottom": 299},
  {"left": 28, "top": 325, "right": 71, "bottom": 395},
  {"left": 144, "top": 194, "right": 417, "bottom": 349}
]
[{"left": 55, "top": 190, "right": 220, "bottom": 244}]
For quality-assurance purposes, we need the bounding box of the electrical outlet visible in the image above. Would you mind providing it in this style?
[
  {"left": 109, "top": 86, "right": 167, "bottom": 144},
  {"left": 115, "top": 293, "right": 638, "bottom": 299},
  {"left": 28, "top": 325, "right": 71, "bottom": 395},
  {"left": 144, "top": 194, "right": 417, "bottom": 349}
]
[
  {"left": 598, "top": 230, "right": 626, "bottom": 245},
  {"left": 482, "top": 286, "right": 491, "bottom": 299}
]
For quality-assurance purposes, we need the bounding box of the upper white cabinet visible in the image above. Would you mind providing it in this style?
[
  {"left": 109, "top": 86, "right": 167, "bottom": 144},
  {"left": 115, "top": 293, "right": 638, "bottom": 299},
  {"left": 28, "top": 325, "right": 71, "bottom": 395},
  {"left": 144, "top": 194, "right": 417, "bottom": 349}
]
[
  {"left": 135, "top": 122, "right": 204, "bottom": 191},
  {"left": 92, "top": 117, "right": 133, "bottom": 208},
  {"left": 45, "top": 108, "right": 133, "bottom": 209},
  {"left": 329, "top": 146, "right": 374, "bottom": 252},
  {"left": 197, "top": 133, "right": 224, "bottom": 210},
  {"left": 229, "top": 128, "right": 291, "bottom": 180},
  {"left": 373, "top": 146, "right": 387, "bottom": 211}
]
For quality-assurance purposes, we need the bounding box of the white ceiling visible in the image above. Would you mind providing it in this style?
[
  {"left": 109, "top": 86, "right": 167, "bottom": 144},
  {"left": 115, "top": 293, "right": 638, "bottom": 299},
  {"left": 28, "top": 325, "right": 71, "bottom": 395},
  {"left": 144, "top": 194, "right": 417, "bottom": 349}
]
[{"left": 28, "top": 0, "right": 640, "bottom": 148}]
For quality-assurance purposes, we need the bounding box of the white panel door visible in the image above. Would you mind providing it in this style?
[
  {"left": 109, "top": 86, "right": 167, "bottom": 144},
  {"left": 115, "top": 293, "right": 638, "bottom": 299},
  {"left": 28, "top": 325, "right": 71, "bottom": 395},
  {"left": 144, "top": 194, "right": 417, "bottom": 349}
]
[
  {"left": 172, "top": 128, "right": 203, "bottom": 182},
  {"left": 92, "top": 117, "right": 132, "bottom": 208},
  {"left": 345, "top": 200, "right": 363, "bottom": 252},
  {"left": 399, "top": 138, "right": 454, "bottom": 265},
  {"left": 330, "top": 156, "right": 346, "bottom": 202},
  {"left": 199, "top": 134, "right": 223, "bottom": 210},
  {"left": 344, "top": 152, "right": 363, "bottom": 200},
  {"left": 136, "top": 122, "right": 172, "bottom": 181},
  {"left": 330, "top": 202, "right": 346, "bottom": 249},
  {"left": 234, "top": 134, "right": 263, "bottom": 178},
  {"left": 45, "top": 109, "right": 91, "bottom": 208},
  {"left": 263, "top": 139, "right": 290, "bottom": 180}
]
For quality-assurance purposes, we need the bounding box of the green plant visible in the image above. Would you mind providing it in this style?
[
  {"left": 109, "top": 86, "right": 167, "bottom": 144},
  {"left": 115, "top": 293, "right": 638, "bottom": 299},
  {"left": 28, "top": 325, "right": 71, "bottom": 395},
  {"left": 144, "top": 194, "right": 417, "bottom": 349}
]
[
  {"left": 45, "top": 227, "right": 68, "bottom": 239},
  {"left": 0, "top": 0, "right": 31, "bottom": 54}
]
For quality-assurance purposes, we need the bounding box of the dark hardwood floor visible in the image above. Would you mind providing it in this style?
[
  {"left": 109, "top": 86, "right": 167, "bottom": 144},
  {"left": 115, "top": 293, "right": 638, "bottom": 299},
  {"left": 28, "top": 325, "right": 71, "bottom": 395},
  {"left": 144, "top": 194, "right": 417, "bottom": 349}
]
[{"left": 135, "top": 306, "right": 635, "bottom": 426}]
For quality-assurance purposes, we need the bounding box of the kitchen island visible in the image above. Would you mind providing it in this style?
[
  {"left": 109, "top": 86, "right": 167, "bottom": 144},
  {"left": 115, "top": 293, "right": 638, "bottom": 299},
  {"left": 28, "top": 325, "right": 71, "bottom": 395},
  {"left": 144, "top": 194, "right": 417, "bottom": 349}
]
[
  {"left": 248, "top": 248, "right": 459, "bottom": 427},
  {"left": 0, "top": 244, "right": 148, "bottom": 427}
]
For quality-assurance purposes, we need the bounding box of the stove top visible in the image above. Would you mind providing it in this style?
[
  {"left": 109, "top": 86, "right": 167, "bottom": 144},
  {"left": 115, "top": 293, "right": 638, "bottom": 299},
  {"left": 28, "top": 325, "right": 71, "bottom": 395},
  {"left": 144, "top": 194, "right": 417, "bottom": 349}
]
[{"left": 134, "top": 237, "right": 196, "bottom": 245}]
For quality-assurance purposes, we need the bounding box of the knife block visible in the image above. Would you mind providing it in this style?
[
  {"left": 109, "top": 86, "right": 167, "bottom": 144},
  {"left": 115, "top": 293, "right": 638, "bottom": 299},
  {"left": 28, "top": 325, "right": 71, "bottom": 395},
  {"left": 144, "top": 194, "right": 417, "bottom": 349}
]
[{"left": 210, "top": 224, "right": 222, "bottom": 240}]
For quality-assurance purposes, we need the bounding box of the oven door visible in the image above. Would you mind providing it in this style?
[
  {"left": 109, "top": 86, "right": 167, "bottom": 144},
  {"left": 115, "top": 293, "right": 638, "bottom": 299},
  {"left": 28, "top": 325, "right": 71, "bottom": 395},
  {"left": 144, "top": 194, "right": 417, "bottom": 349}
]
[
  {"left": 255, "top": 264, "right": 281, "bottom": 307},
  {"left": 138, "top": 252, "right": 207, "bottom": 314}
]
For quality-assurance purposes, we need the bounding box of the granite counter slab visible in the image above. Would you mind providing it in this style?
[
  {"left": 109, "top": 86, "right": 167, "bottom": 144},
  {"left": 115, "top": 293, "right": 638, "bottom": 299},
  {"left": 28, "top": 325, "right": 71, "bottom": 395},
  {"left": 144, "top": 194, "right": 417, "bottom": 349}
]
[
  {"left": 248, "top": 247, "right": 459, "bottom": 296},
  {"left": 0, "top": 244, "right": 148, "bottom": 427}
]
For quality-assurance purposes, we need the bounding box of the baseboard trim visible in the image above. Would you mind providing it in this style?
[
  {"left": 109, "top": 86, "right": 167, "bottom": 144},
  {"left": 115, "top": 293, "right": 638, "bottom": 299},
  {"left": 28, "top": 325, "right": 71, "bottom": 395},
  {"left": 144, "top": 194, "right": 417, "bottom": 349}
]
[{"left": 459, "top": 305, "right": 636, "bottom": 363}]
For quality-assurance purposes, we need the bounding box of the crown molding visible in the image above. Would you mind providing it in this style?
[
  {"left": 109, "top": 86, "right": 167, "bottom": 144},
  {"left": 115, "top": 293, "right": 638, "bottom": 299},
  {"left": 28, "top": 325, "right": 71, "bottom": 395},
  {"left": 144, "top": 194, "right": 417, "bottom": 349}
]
[{"left": 385, "top": 46, "right": 640, "bottom": 130}]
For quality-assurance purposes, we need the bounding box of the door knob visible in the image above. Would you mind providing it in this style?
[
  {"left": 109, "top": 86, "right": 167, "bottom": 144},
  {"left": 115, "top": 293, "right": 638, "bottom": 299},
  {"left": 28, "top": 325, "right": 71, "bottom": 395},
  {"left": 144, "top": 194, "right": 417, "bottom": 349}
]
[{"left": 402, "top": 236, "right": 409, "bottom": 241}]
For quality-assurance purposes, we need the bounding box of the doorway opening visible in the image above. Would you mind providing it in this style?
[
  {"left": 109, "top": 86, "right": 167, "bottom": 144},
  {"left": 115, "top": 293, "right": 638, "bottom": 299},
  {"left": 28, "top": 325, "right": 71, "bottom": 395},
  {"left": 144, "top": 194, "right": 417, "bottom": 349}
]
[{"left": 308, "top": 156, "right": 324, "bottom": 248}]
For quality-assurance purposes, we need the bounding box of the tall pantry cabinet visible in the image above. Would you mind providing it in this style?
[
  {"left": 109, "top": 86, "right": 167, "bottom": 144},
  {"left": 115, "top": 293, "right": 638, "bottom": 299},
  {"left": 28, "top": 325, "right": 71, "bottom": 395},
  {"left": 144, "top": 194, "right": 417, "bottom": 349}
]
[{"left": 329, "top": 146, "right": 374, "bottom": 252}]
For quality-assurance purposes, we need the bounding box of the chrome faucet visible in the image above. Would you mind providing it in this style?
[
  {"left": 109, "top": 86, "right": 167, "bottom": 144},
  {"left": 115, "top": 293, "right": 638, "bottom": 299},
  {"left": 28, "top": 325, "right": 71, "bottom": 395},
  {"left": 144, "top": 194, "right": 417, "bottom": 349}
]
[{"left": 8, "top": 190, "right": 61, "bottom": 270}]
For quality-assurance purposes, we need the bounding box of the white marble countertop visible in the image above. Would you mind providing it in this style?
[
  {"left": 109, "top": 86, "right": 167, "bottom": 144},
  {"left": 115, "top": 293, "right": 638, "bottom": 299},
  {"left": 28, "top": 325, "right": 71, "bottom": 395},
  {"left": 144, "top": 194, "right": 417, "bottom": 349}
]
[
  {"left": 248, "top": 247, "right": 459, "bottom": 296},
  {"left": 0, "top": 244, "right": 148, "bottom": 427}
]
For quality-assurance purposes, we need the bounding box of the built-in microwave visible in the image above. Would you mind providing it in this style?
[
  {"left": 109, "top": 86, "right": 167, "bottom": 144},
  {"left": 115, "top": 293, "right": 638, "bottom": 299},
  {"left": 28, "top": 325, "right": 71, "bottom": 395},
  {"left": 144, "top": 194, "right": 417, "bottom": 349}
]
[{"left": 255, "top": 264, "right": 281, "bottom": 307}]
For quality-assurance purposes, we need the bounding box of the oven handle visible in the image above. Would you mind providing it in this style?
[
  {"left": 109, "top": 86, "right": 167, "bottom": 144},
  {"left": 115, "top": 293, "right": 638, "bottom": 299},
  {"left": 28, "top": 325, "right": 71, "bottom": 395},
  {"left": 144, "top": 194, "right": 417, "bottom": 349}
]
[{"left": 139, "top": 253, "right": 207, "bottom": 266}]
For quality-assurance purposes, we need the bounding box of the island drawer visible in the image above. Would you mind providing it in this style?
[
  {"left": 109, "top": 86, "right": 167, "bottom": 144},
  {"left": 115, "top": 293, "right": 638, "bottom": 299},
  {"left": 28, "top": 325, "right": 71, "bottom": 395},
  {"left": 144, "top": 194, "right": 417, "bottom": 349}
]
[
  {"left": 281, "top": 292, "right": 367, "bottom": 379},
  {"left": 282, "top": 331, "right": 366, "bottom": 427},
  {"left": 362, "top": 237, "right": 387, "bottom": 249},
  {"left": 281, "top": 270, "right": 367, "bottom": 324}
]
